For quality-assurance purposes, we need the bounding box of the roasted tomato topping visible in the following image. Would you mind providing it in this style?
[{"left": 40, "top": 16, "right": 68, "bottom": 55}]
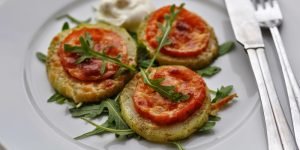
[
  {"left": 59, "top": 28, "right": 128, "bottom": 81},
  {"left": 145, "top": 6, "right": 210, "bottom": 57},
  {"left": 133, "top": 66, "right": 207, "bottom": 125}
]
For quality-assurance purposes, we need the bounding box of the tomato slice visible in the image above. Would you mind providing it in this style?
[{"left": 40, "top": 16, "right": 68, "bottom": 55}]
[
  {"left": 132, "top": 66, "right": 207, "bottom": 125},
  {"left": 59, "top": 28, "right": 128, "bottom": 81},
  {"left": 145, "top": 6, "right": 210, "bottom": 57}
]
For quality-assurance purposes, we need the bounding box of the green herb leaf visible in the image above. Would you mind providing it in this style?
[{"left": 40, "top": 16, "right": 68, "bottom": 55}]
[
  {"left": 170, "top": 142, "right": 185, "bottom": 150},
  {"left": 219, "top": 41, "right": 235, "bottom": 56},
  {"left": 209, "top": 89, "right": 217, "bottom": 94},
  {"left": 140, "top": 59, "right": 157, "bottom": 68},
  {"left": 64, "top": 32, "right": 136, "bottom": 72},
  {"left": 76, "top": 118, "right": 134, "bottom": 139},
  {"left": 74, "top": 98, "right": 134, "bottom": 139},
  {"left": 36, "top": 52, "right": 47, "bottom": 63},
  {"left": 128, "top": 31, "right": 138, "bottom": 43},
  {"left": 140, "top": 68, "right": 190, "bottom": 102},
  {"left": 208, "top": 115, "right": 221, "bottom": 121},
  {"left": 57, "top": 14, "right": 91, "bottom": 25},
  {"left": 137, "top": 44, "right": 156, "bottom": 69},
  {"left": 138, "top": 3, "right": 188, "bottom": 103},
  {"left": 100, "top": 61, "right": 107, "bottom": 75},
  {"left": 47, "top": 92, "right": 75, "bottom": 106},
  {"left": 199, "top": 115, "right": 221, "bottom": 133},
  {"left": 197, "top": 66, "right": 221, "bottom": 77},
  {"left": 199, "top": 121, "right": 216, "bottom": 132},
  {"left": 62, "top": 22, "right": 70, "bottom": 31},
  {"left": 212, "top": 85, "right": 233, "bottom": 103},
  {"left": 146, "top": 3, "right": 185, "bottom": 71}
]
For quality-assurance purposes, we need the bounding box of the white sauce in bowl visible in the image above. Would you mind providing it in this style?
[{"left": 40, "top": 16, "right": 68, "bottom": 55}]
[{"left": 96, "top": 0, "right": 154, "bottom": 32}]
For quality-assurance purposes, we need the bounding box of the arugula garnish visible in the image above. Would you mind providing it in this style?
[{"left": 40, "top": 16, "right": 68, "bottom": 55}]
[
  {"left": 219, "top": 41, "right": 235, "bottom": 56},
  {"left": 36, "top": 52, "right": 47, "bottom": 63},
  {"left": 74, "top": 99, "right": 134, "bottom": 139},
  {"left": 62, "top": 22, "right": 70, "bottom": 31},
  {"left": 57, "top": 14, "right": 91, "bottom": 25},
  {"left": 69, "top": 95, "right": 120, "bottom": 118},
  {"left": 48, "top": 92, "right": 72, "bottom": 105},
  {"left": 140, "top": 68, "right": 189, "bottom": 102},
  {"left": 197, "top": 66, "right": 221, "bottom": 77},
  {"left": 199, "top": 115, "right": 221, "bottom": 133},
  {"left": 146, "top": 3, "right": 185, "bottom": 71},
  {"left": 78, "top": 118, "right": 134, "bottom": 138},
  {"left": 195, "top": 41, "right": 235, "bottom": 78},
  {"left": 212, "top": 85, "right": 233, "bottom": 103},
  {"left": 138, "top": 4, "right": 188, "bottom": 102},
  {"left": 64, "top": 32, "right": 136, "bottom": 72},
  {"left": 137, "top": 45, "right": 156, "bottom": 69},
  {"left": 170, "top": 142, "right": 185, "bottom": 150}
]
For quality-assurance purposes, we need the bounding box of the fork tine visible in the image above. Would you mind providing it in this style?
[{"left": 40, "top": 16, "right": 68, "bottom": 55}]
[
  {"left": 265, "top": 0, "right": 274, "bottom": 7},
  {"left": 259, "top": 0, "right": 266, "bottom": 8},
  {"left": 251, "top": 0, "right": 258, "bottom": 10},
  {"left": 254, "top": 0, "right": 265, "bottom": 11},
  {"left": 272, "top": 1, "right": 283, "bottom": 17}
]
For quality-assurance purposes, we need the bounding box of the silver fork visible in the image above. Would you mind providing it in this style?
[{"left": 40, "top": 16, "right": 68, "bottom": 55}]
[{"left": 252, "top": 0, "right": 300, "bottom": 149}]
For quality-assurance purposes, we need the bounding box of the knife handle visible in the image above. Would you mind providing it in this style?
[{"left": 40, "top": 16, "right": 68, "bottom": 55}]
[
  {"left": 256, "top": 48, "right": 297, "bottom": 150},
  {"left": 247, "top": 49, "right": 283, "bottom": 150}
]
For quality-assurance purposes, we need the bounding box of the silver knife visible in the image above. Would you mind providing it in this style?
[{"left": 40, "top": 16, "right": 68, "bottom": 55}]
[{"left": 224, "top": 0, "right": 296, "bottom": 149}]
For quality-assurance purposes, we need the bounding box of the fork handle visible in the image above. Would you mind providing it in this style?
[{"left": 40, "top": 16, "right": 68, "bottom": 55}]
[
  {"left": 247, "top": 49, "right": 283, "bottom": 150},
  {"left": 256, "top": 48, "right": 297, "bottom": 150},
  {"left": 269, "top": 26, "right": 300, "bottom": 148},
  {"left": 269, "top": 26, "right": 300, "bottom": 109}
]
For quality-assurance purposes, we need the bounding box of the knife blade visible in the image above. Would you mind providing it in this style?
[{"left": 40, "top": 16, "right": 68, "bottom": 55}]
[
  {"left": 224, "top": 0, "right": 291, "bottom": 150},
  {"left": 225, "top": 0, "right": 264, "bottom": 49}
]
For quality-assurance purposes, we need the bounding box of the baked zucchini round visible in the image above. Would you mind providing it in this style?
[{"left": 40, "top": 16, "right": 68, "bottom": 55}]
[
  {"left": 138, "top": 6, "right": 218, "bottom": 70},
  {"left": 119, "top": 66, "right": 211, "bottom": 143},
  {"left": 47, "top": 23, "right": 137, "bottom": 103}
]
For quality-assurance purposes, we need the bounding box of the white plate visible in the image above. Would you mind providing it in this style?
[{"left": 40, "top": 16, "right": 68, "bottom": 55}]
[{"left": 0, "top": 0, "right": 299, "bottom": 150}]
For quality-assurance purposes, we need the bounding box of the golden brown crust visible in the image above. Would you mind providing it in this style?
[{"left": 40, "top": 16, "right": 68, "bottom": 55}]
[
  {"left": 46, "top": 23, "right": 137, "bottom": 103},
  {"left": 119, "top": 66, "right": 211, "bottom": 143},
  {"left": 138, "top": 13, "right": 219, "bottom": 70}
]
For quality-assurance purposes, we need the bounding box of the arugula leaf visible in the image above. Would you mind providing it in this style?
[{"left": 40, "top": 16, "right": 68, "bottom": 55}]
[
  {"left": 69, "top": 103, "right": 107, "bottom": 118},
  {"left": 69, "top": 95, "right": 119, "bottom": 119},
  {"left": 74, "top": 99, "right": 134, "bottom": 139},
  {"left": 128, "top": 31, "right": 138, "bottom": 43},
  {"left": 212, "top": 85, "right": 233, "bottom": 103},
  {"left": 140, "top": 60, "right": 151, "bottom": 68},
  {"left": 198, "top": 115, "right": 221, "bottom": 133},
  {"left": 140, "top": 68, "right": 190, "bottom": 102},
  {"left": 76, "top": 118, "right": 134, "bottom": 139},
  {"left": 100, "top": 61, "right": 107, "bottom": 75},
  {"left": 137, "top": 4, "right": 189, "bottom": 102},
  {"left": 57, "top": 14, "right": 91, "bottom": 25},
  {"left": 136, "top": 44, "right": 156, "bottom": 69},
  {"left": 197, "top": 66, "right": 221, "bottom": 77},
  {"left": 219, "top": 41, "right": 235, "bottom": 56},
  {"left": 36, "top": 52, "right": 47, "bottom": 63},
  {"left": 62, "top": 22, "right": 70, "bottom": 31},
  {"left": 64, "top": 33, "right": 136, "bottom": 72},
  {"left": 170, "top": 142, "right": 185, "bottom": 150},
  {"left": 208, "top": 115, "right": 221, "bottom": 121},
  {"left": 146, "top": 3, "right": 185, "bottom": 71},
  {"left": 199, "top": 121, "right": 216, "bottom": 132},
  {"left": 209, "top": 89, "right": 217, "bottom": 94},
  {"left": 48, "top": 92, "right": 72, "bottom": 105}
]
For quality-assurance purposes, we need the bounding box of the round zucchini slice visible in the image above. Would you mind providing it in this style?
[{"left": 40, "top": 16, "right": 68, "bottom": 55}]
[
  {"left": 47, "top": 23, "right": 137, "bottom": 103},
  {"left": 119, "top": 66, "right": 211, "bottom": 143},
  {"left": 138, "top": 5, "right": 218, "bottom": 70}
]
